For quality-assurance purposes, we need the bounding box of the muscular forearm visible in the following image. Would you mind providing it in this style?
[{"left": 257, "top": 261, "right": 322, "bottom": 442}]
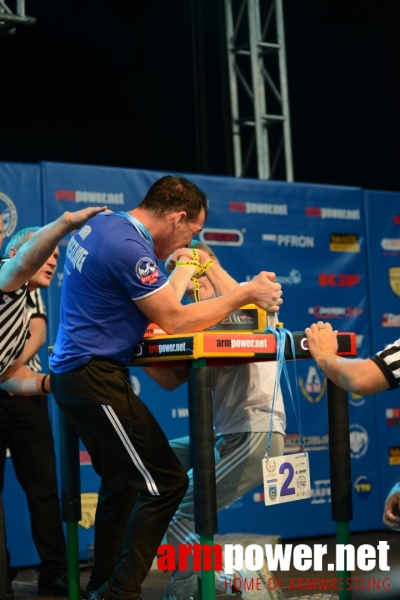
[
  {"left": 168, "top": 265, "right": 196, "bottom": 301},
  {"left": 0, "top": 213, "right": 75, "bottom": 291},
  {"left": 164, "top": 285, "right": 256, "bottom": 333},
  {"left": 205, "top": 262, "right": 239, "bottom": 296},
  {"left": 316, "top": 354, "right": 389, "bottom": 395},
  {"left": 0, "top": 206, "right": 106, "bottom": 292}
]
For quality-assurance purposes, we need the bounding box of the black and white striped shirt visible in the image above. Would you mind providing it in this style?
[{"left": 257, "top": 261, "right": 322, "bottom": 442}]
[
  {"left": 26, "top": 288, "right": 47, "bottom": 373},
  {"left": 372, "top": 340, "right": 400, "bottom": 388},
  {"left": 0, "top": 259, "right": 34, "bottom": 377}
]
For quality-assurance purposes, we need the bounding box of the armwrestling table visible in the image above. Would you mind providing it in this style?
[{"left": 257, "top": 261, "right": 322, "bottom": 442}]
[{"left": 57, "top": 311, "right": 357, "bottom": 600}]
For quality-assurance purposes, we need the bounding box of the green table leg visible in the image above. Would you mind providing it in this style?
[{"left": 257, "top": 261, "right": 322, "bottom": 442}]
[
  {"left": 198, "top": 534, "right": 216, "bottom": 600},
  {"left": 336, "top": 521, "right": 352, "bottom": 600},
  {"left": 66, "top": 521, "right": 81, "bottom": 600}
]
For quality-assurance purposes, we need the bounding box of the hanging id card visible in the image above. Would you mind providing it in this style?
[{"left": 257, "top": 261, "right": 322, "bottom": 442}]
[{"left": 262, "top": 451, "right": 311, "bottom": 506}]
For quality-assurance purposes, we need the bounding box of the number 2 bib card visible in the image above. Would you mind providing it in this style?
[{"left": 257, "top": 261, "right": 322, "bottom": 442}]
[{"left": 262, "top": 452, "right": 311, "bottom": 506}]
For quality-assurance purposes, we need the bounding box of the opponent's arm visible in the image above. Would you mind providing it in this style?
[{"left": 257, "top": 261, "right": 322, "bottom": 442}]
[{"left": 305, "top": 321, "right": 390, "bottom": 395}]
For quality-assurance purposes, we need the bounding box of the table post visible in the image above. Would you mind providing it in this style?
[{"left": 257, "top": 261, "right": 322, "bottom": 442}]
[
  {"left": 327, "top": 379, "right": 353, "bottom": 600},
  {"left": 188, "top": 359, "right": 217, "bottom": 600},
  {"left": 59, "top": 408, "right": 82, "bottom": 600}
]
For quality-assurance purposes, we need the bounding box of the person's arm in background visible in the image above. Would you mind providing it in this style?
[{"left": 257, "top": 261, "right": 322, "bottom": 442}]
[
  {"left": 305, "top": 321, "right": 390, "bottom": 395},
  {"left": 383, "top": 483, "right": 400, "bottom": 530},
  {"left": 0, "top": 205, "right": 106, "bottom": 292}
]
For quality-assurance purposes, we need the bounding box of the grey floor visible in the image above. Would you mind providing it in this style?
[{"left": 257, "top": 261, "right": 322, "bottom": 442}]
[{"left": 9, "top": 530, "right": 400, "bottom": 599}]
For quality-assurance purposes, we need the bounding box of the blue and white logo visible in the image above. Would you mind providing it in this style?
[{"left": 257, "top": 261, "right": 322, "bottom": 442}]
[{"left": 349, "top": 424, "right": 369, "bottom": 459}]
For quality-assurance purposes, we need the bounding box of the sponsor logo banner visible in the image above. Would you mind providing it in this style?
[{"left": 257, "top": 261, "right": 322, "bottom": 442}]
[
  {"left": 329, "top": 233, "right": 360, "bottom": 252},
  {"left": 389, "top": 267, "right": 400, "bottom": 297}
]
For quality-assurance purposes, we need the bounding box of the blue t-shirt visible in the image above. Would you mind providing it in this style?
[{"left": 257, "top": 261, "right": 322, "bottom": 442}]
[{"left": 50, "top": 212, "right": 168, "bottom": 372}]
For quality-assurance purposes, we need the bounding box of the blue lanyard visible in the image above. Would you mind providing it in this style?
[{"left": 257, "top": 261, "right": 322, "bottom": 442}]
[
  {"left": 264, "top": 324, "right": 306, "bottom": 457},
  {"left": 100, "top": 211, "right": 155, "bottom": 251},
  {"left": 122, "top": 212, "right": 154, "bottom": 251}
]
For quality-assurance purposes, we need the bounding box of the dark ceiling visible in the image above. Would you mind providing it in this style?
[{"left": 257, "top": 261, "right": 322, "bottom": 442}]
[{"left": 1, "top": 0, "right": 399, "bottom": 191}]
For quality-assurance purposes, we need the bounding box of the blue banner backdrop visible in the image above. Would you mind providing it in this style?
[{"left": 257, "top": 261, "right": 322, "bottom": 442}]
[{"left": 0, "top": 160, "right": 391, "bottom": 566}]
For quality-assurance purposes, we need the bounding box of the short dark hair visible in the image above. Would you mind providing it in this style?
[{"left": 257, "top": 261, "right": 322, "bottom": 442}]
[{"left": 138, "top": 175, "right": 209, "bottom": 221}]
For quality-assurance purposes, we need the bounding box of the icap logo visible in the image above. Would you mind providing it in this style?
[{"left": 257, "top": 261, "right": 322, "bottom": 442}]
[
  {"left": 350, "top": 424, "right": 369, "bottom": 459},
  {"left": 0, "top": 191, "right": 18, "bottom": 241}
]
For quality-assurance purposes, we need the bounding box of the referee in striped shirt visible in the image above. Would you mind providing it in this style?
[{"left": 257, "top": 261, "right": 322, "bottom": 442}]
[
  {"left": 0, "top": 205, "right": 106, "bottom": 599},
  {"left": 305, "top": 320, "right": 400, "bottom": 546}
]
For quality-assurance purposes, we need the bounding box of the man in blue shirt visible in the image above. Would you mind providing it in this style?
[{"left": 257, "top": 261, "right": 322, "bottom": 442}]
[{"left": 49, "top": 175, "right": 283, "bottom": 600}]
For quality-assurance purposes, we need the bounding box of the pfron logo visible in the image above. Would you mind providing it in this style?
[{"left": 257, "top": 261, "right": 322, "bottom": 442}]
[
  {"left": 0, "top": 191, "right": 18, "bottom": 241},
  {"left": 349, "top": 424, "right": 369, "bottom": 459},
  {"left": 318, "top": 274, "right": 361, "bottom": 287},
  {"left": 262, "top": 234, "right": 314, "bottom": 248}
]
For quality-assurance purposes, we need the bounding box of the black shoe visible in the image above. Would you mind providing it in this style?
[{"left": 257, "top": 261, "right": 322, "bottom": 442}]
[
  {"left": 6, "top": 579, "right": 14, "bottom": 600},
  {"left": 82, "top": 578, "right": 107, "bottom": 600},
  {"left": 87, "top": 583, "right": 120, "bottom": 600},
  {"left": 37, "top": 574, "right": 68, "bottom": 597}
]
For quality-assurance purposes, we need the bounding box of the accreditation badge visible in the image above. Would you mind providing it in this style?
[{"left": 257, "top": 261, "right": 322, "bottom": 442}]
[{"left": 262, "top": 452, "right": 311, "bottom": 506}]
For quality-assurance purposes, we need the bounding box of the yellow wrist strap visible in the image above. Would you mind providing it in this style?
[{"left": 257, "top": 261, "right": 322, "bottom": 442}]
[{"left": 174, "top": 249, "right": 214, "bottom": 302}]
